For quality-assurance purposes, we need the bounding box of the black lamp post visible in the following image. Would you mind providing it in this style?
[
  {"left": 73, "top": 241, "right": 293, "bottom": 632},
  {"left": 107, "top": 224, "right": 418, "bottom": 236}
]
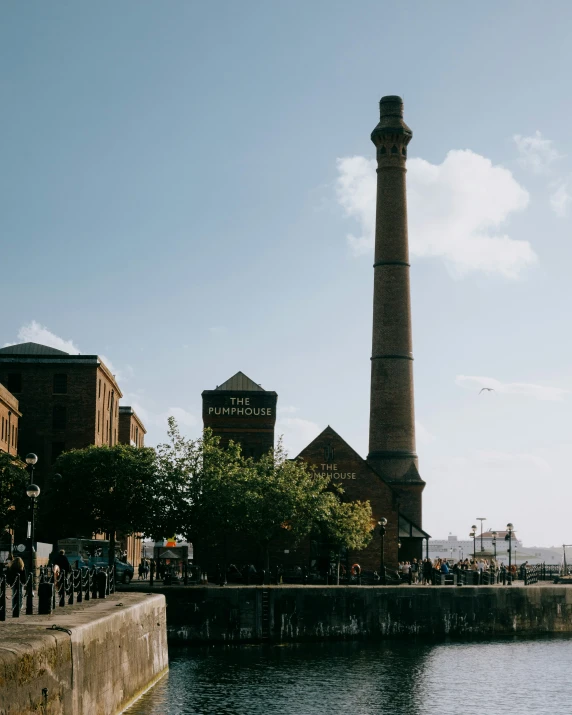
[
  {"left": 491, "top": 530, "right": 497, "bottom": 560},
  {"left": 378, "top": 518, "right": 387, "bottom": 585},
  {"left": 470, "top": 525, "right": 477, "bottom": 560},
  {"left": 477, "top": 517, "right": 486, "bottom": 552},
  {"left": 25, "top": 483, "right": 40, "bottom": 614},
  {"left": 25, "top": 453, "right": 38, "bottom": 485},
  {"left": 506, "top": 523, "right": 514, "bottom": 585}
]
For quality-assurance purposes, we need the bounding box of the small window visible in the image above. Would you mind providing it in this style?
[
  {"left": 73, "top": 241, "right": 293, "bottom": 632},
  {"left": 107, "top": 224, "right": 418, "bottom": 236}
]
[
  {"left": 53, "top": 405, "right": 67, "bottom": 430},
  {"left": 97, "top": 410, "right": 100, "bottom": 433},
  {"left": 53, "top": 374, "right": 68, "bottom": 394},
  {"left": 7, "top": 373, "right": 22, "bottom": 393},
  {"left": 52, "top": 442, "right": 65, "bottom": 463},
  {"left": 98, "top": 379, "right": 101, "bottom": 398}
]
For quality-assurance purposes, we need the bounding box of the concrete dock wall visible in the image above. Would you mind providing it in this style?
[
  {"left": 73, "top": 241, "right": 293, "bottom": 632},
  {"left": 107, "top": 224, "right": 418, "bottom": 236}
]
[
  {"left": 146, "top": 585, "right": 572, "bottom": 643},
  {"left": 0, "top": 592, "right": 168, "bottom": 715}
]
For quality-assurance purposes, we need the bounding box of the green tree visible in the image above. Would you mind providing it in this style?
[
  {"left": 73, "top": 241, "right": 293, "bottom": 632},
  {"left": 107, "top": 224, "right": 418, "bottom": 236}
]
[
  {"left": 44, "top": 444, "right": 159, "bottom": 565},
  {"left": 239, "top": 440, "right": 336, "bottom": 571},
  {"left": 0, "top": 452, "right": 29, "bottom": 537},
  {"left": 318, "top": 498, "right": 374, "bottom": 584},
  {"left": 155, "top": 421, "right": 252, "bottom": 570}
]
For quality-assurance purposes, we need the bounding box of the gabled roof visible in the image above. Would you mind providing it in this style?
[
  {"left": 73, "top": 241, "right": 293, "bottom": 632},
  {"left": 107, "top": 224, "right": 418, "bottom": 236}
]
[
  {"left": 0, "top": 342, "right": 70, "bottom": 356},
  {"left": 295, "top": 425, "right": 394, "bottom": 487},
  {"left": 215, "top": 371, "right": 264, "bottom": 392}
]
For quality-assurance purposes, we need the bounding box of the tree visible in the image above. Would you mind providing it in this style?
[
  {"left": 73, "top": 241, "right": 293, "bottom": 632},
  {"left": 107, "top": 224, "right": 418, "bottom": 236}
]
[
  {"left": 318, "top": 498, "right": 374, "bottom": 584},
  {"left": 239, "top": 440, "right": 336, "bottom": 571},
  {"left": 0, "top": 452, "right": 29, "bottom": 538},
  {"left": 44, "top": 444, "right": 159, "bottom": 565}
]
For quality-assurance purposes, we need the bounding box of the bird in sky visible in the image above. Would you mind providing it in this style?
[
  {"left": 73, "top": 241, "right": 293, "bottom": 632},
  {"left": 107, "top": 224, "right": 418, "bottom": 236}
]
[{"left": 479, "top": 388, "right": 495, "bottom": 394}]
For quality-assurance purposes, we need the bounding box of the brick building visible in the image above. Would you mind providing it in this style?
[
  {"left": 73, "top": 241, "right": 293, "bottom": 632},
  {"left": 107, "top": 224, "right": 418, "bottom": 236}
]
[
  {"left": 201, "top": 374, "right": 428, "bottom": 573},
  {"left": 0, "top": 383, "right": 20, "bottom": 456},
  {"left": 0, "top": 342, "right": 125, "bottom": 485},
  {"left": 202, "top": 372, "right": 277, "bottom": 460},
  {"left": 118, "top": 406, "right": 146, "bottom": 447},
  {"left": 198, "top": 98, "right": 430, "bottom": 574}
]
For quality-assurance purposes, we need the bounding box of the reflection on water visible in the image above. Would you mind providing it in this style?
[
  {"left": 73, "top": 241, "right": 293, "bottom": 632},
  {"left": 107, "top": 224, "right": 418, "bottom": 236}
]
[{"left": 126, "top": 637, "right": 572, "bottom": 715}]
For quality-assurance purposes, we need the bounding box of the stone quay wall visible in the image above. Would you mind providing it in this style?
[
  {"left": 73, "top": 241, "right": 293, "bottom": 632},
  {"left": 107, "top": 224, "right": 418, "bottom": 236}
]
[
  {"left": 137, "top": 584, "right": 572, "bottom": 644},
  {"left": 0, "top": 592, "right": 168, "bottom": 715}
]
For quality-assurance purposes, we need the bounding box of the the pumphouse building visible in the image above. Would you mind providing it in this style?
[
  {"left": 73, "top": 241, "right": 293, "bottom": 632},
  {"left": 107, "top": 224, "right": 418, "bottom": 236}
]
[
  {"left": 202, "top": 371, "right": 277, "bottom": 460},
  {"left": 201, "top": 96, "right": 429, "bottom": 572}
]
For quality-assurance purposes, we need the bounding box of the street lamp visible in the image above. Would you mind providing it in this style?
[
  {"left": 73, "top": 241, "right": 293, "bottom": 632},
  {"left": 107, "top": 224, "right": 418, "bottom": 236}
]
[
  {"left": 378, "top": 518, "right": 387, "bottom": 585},
  {"left": 25, "top": 453, "right": 38, "bottom": 485},
  {"left": 491, "top": 530, "right": 497, "bottom": 560},
  {"left": 506, "top": 523, "right": 514, "bottom": 585},
  {"left": 477, "top": 517, "right": 486, "bottom": 552},
  {"left": 470, "top": 525, "right": 477, "bottom": 560},
  {"left": 25, "top": 483, "right": 40, "bottom": 614}
]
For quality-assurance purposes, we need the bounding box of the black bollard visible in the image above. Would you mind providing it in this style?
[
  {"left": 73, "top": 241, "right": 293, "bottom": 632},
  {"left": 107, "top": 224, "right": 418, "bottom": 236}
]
[
  {"left": 38, "top": 582, "right": 53, "bottom": 615},
  {"left": 96, "top": 570, "right": 107, "bottom": 599},
  {"left": 91, "top": 569, "right": 98, "bottom": 600}
]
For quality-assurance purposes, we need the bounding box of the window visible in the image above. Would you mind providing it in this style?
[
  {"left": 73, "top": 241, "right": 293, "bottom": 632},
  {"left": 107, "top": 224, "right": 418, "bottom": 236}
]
[
  {"left": 7, "top": 373, "right": 22, "bottom": 393},
  {"left": 98, "top": 379, "right": 101, "bottom": 398},
  {"left": 53, "top": 374, "right": 68, "bottom": 394},
  {"left": 97, "top": 410, "right": 100, "bottom": 433},
  {"left": 1, "top": 417, "right": 4, "bottom": 441},
  {"left": 53, "top": 405, "right": 67, "bottom": 430},
  {"left": 52, "top": 442, "right": 65, "bottom": 463}
]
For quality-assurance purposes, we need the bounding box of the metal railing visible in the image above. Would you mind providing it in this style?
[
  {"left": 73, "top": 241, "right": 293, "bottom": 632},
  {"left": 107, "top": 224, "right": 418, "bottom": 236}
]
[{"left": 0, "top": 565, "right": 116, "bottom": 620}]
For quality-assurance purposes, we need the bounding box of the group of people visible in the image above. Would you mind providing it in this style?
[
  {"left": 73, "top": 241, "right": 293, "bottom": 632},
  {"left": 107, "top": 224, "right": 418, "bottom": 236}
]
[
  {"left": 397, "top": 557, "right": 520, "bottom": 584},
  {"left": 137, "top": 559, "right": 152, "bottom": 579}
]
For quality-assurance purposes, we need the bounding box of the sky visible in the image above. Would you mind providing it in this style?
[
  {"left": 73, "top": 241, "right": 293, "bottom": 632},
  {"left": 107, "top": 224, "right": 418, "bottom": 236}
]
[{"left": 2, "top": 1, "right": 572, "bottom": 547}]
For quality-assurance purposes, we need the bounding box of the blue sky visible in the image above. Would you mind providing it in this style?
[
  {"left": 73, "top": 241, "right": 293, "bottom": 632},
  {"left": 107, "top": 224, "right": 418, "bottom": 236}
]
[{"left": 2, "top": 1, "right": 572, "bottom": 546}]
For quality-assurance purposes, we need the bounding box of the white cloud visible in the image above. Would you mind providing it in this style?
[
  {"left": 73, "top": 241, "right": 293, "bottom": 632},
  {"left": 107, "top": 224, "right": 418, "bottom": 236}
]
[
  {"left": 5, "top": 320, "right": 80, "bottom": 354},
  {"left": 277, "top": 417, "right": 321, "bottom": 457},
  {"left": 278, "top": 405, "right": 300, "bottom": 415},
  {"left": 550, "top": 181, "right": 571, "bottom": 218},
  {"left": 455, "top": 375, "right": 567, "bottom": 402},
  {"left": 164, "top": 407, "right": 198, "bottom": 428},
  {"left": 336, "top": 150, "right": 534, "bottom": 278},
  {"left": 514, "top": 131, "right": 562, "bottom": 174},
  {"left": 209, "top": 326, "right": 228, "bottom": 335}
]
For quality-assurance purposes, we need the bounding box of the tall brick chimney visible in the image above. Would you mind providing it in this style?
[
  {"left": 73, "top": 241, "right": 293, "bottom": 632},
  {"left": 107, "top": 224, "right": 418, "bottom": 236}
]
[{"left": 366, "top": 96, "right": 425, "bottom": 527}]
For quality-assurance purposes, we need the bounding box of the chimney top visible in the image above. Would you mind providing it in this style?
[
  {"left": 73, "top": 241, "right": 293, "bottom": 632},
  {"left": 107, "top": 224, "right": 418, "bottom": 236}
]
[{"left": 379, "top": 95, "right": 404, "bottom": 118}]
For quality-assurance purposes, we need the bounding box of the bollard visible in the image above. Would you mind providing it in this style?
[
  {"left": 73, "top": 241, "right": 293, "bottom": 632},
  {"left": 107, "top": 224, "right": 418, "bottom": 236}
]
[
  {"left": 96, "top": 570, "right": 107, "bottom": 599},
  {"left": 91, "top": 569, "right": 98, "bottom": 600},
  {"left": 38, "top": 582, "right": 54, "bottom": 615}
]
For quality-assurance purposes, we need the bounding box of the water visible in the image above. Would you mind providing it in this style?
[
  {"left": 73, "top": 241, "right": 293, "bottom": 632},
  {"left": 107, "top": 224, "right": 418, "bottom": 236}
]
[{"left": 126, "top": 637, "right": 572, "bottom": 714}]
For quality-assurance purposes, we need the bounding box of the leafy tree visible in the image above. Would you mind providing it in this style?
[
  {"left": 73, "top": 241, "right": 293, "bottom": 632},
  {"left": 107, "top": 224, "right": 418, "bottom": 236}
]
[
  {"left": 0, "top": 452, "right": 29, "bottom": 537},
  {"left": 239, "top": 440, "right": 337, "bottom": 570},
  {"left": 318, "top": 498, "right": 374, "bottom": 584},
  {"left": 44, "top": 444, "right": 159, "bottom": 565}
]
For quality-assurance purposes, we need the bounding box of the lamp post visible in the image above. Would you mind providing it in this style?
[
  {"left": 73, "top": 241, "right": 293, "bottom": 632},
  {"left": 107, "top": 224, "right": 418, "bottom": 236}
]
[
  {"left": 491, "top": 531, "right": 497, "bottom": 560},
  {"left": 25, "top": 453, "right": 38, "bottom": 485},
  {"left": 477, "top": 517, "right": 486, "bottom": 552},
  {"left": 506, "top": 523, "right": 514, "bottom": 585},
  {"left": 26, "top": 483, "right": 40, "bottom": 614},
  {"left": 470, "top": 525, "right": 477, "bottom": 560},
  {"left": 378, "top": 518, "right": 387, "bottom": 585}
]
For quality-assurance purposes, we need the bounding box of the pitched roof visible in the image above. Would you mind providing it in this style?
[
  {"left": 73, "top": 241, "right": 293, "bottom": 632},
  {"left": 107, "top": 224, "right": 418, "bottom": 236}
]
[
  {"left": 0, "top": 342, "right": 70, "bottom": 356},
  {"left": 215, "top": 371, "right": 264, "bottom": 392}
]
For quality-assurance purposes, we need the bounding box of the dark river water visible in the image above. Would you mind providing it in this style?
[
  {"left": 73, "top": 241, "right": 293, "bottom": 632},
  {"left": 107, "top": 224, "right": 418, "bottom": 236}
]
[{"left": 126, "top": 637, "right": 572, "bottom": 715}]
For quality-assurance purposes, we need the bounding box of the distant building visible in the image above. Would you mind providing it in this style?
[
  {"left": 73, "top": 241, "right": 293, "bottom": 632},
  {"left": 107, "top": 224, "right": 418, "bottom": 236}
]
[
  {"left": 119, "top": 406, "right": 146, "bottom": 447},
  {"left": 0, "top": 383, "right": 20, "bottom": 456},
  {"left": 429, "top": 532, "right": 523, "bottom": 563},
  {"left": 0, "top": 341, "right": 126, "bottom": 482}
]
